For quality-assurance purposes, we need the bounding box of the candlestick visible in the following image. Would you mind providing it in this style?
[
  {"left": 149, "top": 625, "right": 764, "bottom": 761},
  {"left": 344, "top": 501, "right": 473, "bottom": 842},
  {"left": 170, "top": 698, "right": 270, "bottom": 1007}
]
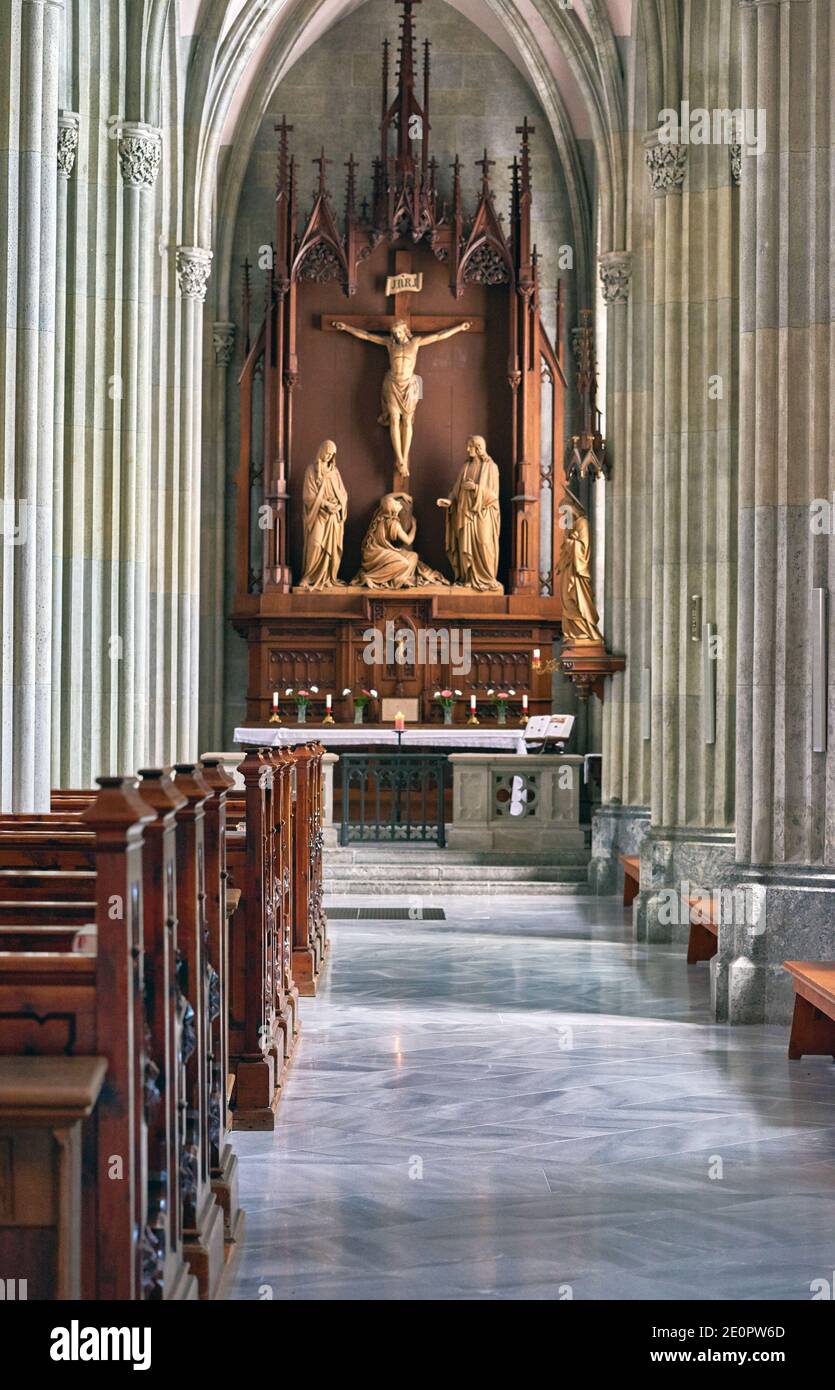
[
  {"left": 532, "top": 647, "right": 541, "bottom": 672},
  {"left": 467, "top": 693, "right": 479, "bottom": 726},
  {"left": 270, "top": 689, "right": 281, "bottom": 724},
  {"left": 323, "top": 691, "right": 334, "bottom": 725},
  {"left": 520, "top": 691, "right": 529, "bottom": 725}
]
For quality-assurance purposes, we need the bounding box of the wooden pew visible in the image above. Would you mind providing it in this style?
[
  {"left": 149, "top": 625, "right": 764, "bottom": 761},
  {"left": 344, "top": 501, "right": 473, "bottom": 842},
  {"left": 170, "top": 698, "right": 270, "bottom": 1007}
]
[
  {"left": 619, "top": 854, "right": 639, "bottom": 907},
  {"left": 784, "top": 962, "right": 835, "bottom": 1060},
  {"left": 0, "top": 777, "right": 234, "bottom": 1298},
  {"left": 194, "top": 758, "right": 244, "bottom": 1253},
  {"left": 0, "top": 1056, "right": 107, "bottom": 1299},
  {"left": 686, "top": 894, "right": 719, "bottom": 964},
  {"left": 225, "top": 750, "right": 284, "bottom": 1129},
  {"left": 292, "top": 743, "right": 329, "bottom": 995},
  {"left": 0, "top": 779, "right": 191, "bottom": 1299},
  {"left": 130, "top": 769, "right": 194, "bottom": 1300}
]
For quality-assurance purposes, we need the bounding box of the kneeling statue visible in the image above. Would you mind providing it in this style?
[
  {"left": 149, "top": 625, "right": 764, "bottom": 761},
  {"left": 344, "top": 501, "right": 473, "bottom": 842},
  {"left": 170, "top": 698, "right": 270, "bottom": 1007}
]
[{"left": 353, "top": 494, "right": 448, "bottom": 590}]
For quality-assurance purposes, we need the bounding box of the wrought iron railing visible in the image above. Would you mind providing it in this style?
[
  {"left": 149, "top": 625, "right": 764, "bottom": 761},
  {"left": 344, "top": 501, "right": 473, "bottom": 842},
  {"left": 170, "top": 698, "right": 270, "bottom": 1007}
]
[{"left": 339, "top": 753, "right": 447, "bottom": 846}]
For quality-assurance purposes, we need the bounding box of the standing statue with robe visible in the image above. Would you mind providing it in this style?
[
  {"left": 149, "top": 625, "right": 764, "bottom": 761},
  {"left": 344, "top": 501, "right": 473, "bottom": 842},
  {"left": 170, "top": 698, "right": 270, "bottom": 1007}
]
[
  {"left": 437, "top": 435, "right": 502, "bottom": 591},
  {"left": 297, "top": 439, "right": 348, "bottom": 590},
  {"left": 556, "top": 487, "right": 605, "bottom": 644},
  {"left": 353, "top": 493, "right": 448, "bottom": 589}
]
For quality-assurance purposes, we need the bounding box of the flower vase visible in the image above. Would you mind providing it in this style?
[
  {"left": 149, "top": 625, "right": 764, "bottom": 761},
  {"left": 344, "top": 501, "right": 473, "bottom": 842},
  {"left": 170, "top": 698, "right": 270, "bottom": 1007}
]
[
  {"left": 497, "top": 705, "right": 507, "bottom": 726},
  {"left": 443, "top": 707, "right": 453, "bottom": 726},
  {"left": 297, "top": 704, "right": 307, "bottom": 725},
  {"left": 354, "top": 706, "right": 365, "bottom": 725}
]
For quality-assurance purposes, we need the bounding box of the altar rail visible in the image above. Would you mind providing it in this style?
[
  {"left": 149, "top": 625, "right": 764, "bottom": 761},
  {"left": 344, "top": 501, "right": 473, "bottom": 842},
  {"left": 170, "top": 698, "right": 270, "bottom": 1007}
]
[{"left": 340, "top": 752, "right": 447, "bottom": 847}]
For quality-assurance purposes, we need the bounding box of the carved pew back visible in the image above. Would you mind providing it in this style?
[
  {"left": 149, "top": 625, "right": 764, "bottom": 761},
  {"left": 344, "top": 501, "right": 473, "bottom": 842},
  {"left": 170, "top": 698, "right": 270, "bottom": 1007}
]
[{"left": 0, "top": 780, "right": 154, "bottom": 1298}]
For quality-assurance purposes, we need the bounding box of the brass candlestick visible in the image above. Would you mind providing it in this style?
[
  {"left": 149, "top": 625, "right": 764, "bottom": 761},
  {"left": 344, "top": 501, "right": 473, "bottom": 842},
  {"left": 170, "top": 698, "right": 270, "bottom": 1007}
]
[{"left": 269, "top": 709, "right": 282, "bottom": 724}]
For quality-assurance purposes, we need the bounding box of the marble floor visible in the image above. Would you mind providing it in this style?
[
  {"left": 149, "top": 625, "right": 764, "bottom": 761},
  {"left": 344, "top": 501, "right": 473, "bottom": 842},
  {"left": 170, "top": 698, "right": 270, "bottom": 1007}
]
[{"left": 227, "top": 895, "right": 835, "bottom": 1300}]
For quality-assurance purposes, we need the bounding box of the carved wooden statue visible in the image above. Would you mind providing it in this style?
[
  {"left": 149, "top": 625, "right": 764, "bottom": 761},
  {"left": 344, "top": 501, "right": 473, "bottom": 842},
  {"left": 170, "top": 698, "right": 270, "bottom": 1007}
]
[
  {"left": 297, "top": 439, "right": 348, "bottom": 590},
  {"left": 352, "top": 493, "right": 449, "bottom": 590},
  {"left": 556, "top": 488, "right": 604, "bottom": 645},
  {"left": 333, "top": 318, "right": 470, "bottom": 478},
  {"left": 438, "top": 435, "right": 502, "bottom": 591}
]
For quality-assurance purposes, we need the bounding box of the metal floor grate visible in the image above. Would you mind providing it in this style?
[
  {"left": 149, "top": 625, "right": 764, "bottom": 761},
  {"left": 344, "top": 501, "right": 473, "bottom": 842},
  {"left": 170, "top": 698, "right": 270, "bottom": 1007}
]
[{"left": 327, "top": 907, "right": 447, "bottom": 920}]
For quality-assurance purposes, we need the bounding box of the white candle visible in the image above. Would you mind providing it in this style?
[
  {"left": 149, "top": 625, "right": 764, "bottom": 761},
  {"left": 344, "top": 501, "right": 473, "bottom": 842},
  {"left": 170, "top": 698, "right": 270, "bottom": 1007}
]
[
  {"left": 272, "top": 690, "right": 279, "bottom": 709},
  {"left": 522, "top": 693, "right": 529, "bottom": 710},
  {"left": 325, "top": 692, "right": 332, "bottom": 710},
  {"left": 470, "top": 694, "right": 477, "bottom": 711}
]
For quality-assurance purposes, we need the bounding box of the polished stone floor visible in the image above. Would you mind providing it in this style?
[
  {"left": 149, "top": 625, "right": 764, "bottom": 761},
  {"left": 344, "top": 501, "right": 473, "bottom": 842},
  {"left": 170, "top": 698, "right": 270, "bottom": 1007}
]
[{"left": 228, "top": 895, "right": 835, "bottom": 1300}]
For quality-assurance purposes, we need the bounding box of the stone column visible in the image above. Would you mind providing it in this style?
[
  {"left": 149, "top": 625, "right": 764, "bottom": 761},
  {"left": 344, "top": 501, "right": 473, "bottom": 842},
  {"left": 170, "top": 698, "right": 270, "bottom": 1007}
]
[
  {"left": 199, "top": 321, "right": 235, "bottom": 750},
  {"left": 177, "top": 247, "right": 213, "bottom": 760},
  {"left": 0, "top": 0, "right": 63, "bottom": 811},
  {"left": 631, "top": 1, "right": 743, "bottom": 943},
  {"left": 51, "top": 109, "right": 79, "bottom": 776},
  {"left": 714, "top": 0, "right": 835, "bottom": 1023},
  {"left": 115, "top": 123, "right": 162, "bottom": 773},
  {"left": 590, "top": 248, "right": 653, "bottom": 890}
]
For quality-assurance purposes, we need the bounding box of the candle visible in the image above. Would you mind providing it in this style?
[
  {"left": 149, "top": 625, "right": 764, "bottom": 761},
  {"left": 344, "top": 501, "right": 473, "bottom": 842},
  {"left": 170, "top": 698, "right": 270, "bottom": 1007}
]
[
  {"left": 532, "top": 648, "right": 541, "bottom": 670},
  {"left": 522, "top": 693, "right": 529, "bottom": 711},
  {"left": 470, "top": 694, "right": 477, "bottom": 711},
  {"left": 395, "top": 711, "right": 405, "bottom": 732},
  {"left": 272, "top": 690, "right": 279, "bottom": 709},
  {"left": 325, "top": 692, "right": 332, "bottom": 711}
]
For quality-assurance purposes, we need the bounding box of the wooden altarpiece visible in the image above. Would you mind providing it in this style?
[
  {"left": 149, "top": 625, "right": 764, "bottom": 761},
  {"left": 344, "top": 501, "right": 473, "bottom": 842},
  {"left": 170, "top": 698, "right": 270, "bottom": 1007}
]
[{"left": 233, "top": 0, "right": 569, "bottom": 724}]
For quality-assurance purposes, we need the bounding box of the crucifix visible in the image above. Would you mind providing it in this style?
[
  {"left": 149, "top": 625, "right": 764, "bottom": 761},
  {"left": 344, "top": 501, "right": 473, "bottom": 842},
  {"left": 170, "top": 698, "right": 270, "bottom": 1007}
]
[{"left": 324, "top": 250, "right": 483, "bottom": 485}]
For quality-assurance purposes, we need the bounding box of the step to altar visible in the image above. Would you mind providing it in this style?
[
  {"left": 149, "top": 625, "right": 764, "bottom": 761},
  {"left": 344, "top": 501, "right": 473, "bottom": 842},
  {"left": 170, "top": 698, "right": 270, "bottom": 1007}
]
[{"left": 323, "top": 844, "right": 591, "bottom": 896}]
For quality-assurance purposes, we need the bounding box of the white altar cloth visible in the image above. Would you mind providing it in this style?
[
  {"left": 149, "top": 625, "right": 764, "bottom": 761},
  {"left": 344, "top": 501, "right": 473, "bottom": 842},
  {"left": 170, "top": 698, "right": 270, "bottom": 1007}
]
[{"left": 233, "top": 725, "right": 528, "bottom": 753}]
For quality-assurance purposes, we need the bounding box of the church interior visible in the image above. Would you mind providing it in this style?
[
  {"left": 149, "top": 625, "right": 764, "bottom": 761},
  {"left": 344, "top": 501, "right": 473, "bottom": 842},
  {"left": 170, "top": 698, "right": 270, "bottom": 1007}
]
[{"left": 1, "top": 0, "right": 834, "bottom": 1331}]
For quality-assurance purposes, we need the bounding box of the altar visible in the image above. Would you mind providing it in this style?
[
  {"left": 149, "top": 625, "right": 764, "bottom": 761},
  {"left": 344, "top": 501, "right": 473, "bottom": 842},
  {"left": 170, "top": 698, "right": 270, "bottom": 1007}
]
[
  {"left": 233, "top": 725, "right": 529, "bottom": 752},
  {"left": 231, "top": 724, "right": 583, "bottom": 851},
  {"left": 230, "top": 0, "right": 577, "bottom": 732}
]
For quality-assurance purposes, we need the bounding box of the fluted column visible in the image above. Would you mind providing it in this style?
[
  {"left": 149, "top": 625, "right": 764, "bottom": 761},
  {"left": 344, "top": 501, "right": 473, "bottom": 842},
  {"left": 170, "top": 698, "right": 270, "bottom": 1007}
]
[
  {"left": 631, "top": 1, "right": 742, "bottom": 942},
  {"left": 51, "top": 109, "right": 79, "bottom": 778},
  {"left": 177, "top": 247, "right": 213, "bottom": 759},
  {"left": 715, "top": 0, "right": 835, "bottom": 1023},
  {"left": 115, "top": 123, "right": 161, "bottom": 772},
  {"left": 590, "top": 247, "right": 654, "bottom": 890},
  {"left": 199, "top": 321, "right": 235, "bottom": 750},
  {"left": 0, "top": 0, "right": 63, "bottom": 811}
]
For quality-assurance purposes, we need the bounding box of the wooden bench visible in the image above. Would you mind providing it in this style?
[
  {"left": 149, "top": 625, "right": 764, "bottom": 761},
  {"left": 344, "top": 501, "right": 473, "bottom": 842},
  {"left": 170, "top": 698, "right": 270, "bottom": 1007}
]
[
  {"left": 619, "top": 854, "right": 640, "bottom": 907},
  {"left": 784, "top": 962, "right": 835, "bottom": 1060},
  {"left": 0, "top": 780, "right": 187, "bottom": 1299},
  {"left": 292, "top": 743, "right": 329, "bottom": 993},
  {"left": 24, "top": 767, "right": 238, "bottom": 1294},
  {"left": 225, "top": 750, "right": 294, "bottom": 1129},
  {"left": 0, "top": 776, "right": 235, "bottom": 1298},
  {"left": 0, "top": 1056, "right": 107, "bottom": 1299},
  {"left": 686, "top": 894, "right": 719, "bottom": 965}
]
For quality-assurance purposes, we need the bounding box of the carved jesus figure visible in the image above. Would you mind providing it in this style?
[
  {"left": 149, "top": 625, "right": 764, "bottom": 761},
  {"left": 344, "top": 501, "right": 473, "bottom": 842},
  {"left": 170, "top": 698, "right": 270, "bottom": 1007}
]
[{"left": 332, "top": 317, "right": 471, "bottom": 478}]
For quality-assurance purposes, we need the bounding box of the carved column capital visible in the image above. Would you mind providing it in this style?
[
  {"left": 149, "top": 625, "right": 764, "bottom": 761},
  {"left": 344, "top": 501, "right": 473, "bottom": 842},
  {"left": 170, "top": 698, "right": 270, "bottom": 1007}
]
[
  {"left": 118, "top": 123, "right": 162, "bottom": 189},
  {"left": 644, "top": 131, "right": 687, "bottom": 197},
  {"left": 598, "top": 251, "right": 632, "bottom": 304},
  {"left": 177, "top": 247, "right": 213, "bottom": 301},
  {"left": 57, "top": 111, "right": 80, "bottom": 179},
  {"left": 213, "top": 321, "right": 236, "bottom": 367}
]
